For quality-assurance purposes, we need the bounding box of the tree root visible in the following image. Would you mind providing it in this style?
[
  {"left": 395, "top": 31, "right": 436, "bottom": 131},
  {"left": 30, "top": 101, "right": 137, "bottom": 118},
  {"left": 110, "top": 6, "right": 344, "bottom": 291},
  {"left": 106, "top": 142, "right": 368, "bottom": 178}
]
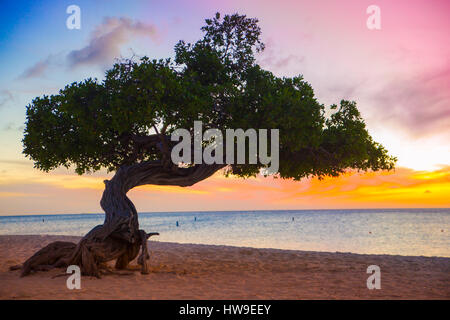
[
  {"left": 13, "top": 231, "right": 159, "bottom": 278},
  {"left": 19, "top": 241, "right": 76, "bottom": 277}
]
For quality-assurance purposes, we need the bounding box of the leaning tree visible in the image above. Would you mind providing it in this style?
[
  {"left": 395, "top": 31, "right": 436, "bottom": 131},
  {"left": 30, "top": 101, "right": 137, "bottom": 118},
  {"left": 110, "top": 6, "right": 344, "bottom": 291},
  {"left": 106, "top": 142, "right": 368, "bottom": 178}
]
[{"left": 18, "top": 13, "right": 396, "bottom": 277}]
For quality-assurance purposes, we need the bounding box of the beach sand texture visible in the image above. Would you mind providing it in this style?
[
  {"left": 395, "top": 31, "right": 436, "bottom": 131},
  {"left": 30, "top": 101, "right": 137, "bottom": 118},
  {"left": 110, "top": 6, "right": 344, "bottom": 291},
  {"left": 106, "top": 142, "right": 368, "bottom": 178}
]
[{"left": 0, "top": 235, "right": 448, "bottom": 299}]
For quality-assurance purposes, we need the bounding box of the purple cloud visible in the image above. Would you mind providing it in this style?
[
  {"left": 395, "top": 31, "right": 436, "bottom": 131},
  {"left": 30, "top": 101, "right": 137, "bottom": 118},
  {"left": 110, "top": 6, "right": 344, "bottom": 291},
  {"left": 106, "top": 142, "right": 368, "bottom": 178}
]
[
  {"left": 18, "top": 17, "right": 160, "bottom": 79},
  {"left": 370, "top": 65, "right": 450, "bottom": 138},
  {"left": 67, "top": 17, "right": 159, "bottom": 67},
  {"left": 257, "top": 39, "right": 305, "bottom": 76},
  {"left": 18, "top": 58, "right": 51, "bottom": 79}
]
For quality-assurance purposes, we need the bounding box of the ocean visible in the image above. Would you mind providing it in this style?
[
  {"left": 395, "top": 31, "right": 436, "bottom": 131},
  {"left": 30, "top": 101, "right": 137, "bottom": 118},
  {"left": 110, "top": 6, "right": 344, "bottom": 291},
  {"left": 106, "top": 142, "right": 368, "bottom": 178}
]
[{"left": 0, "top": 208, "right": 449, "bottom": 257}]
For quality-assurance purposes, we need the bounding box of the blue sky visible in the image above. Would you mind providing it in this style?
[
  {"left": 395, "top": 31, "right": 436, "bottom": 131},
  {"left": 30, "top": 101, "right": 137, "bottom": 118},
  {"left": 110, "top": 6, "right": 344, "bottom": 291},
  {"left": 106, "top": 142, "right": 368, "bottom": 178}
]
[{"left": 0, "top": 0, "right": 449, "bottom": 214}]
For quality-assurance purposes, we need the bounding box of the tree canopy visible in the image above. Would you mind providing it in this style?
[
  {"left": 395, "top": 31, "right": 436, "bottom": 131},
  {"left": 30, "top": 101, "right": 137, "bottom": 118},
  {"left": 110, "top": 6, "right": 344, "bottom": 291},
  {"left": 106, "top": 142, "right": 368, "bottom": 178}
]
[{"left": 23, "top": 12, "right": 396, "bottom": 181}]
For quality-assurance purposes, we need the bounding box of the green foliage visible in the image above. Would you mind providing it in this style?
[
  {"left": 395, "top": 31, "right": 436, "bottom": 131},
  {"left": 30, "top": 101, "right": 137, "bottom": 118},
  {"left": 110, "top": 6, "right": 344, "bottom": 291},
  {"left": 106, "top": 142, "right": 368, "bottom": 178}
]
[{"left": 23, "top": 13, "right": 396, "bottom": 178}]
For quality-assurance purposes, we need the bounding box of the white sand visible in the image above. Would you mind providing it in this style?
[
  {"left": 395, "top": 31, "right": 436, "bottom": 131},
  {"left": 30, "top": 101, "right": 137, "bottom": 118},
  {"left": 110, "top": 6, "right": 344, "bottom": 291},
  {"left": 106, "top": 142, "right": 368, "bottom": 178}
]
[{"left": 0, "top": 235, "right": 448, "bottom": 299}]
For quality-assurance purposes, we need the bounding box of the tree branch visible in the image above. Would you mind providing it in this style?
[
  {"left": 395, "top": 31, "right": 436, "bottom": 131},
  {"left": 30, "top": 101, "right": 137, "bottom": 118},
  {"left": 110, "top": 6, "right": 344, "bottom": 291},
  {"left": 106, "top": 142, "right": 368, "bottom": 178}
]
[{"left": 112, "top": 161, "right": 226, "bottom": 192}]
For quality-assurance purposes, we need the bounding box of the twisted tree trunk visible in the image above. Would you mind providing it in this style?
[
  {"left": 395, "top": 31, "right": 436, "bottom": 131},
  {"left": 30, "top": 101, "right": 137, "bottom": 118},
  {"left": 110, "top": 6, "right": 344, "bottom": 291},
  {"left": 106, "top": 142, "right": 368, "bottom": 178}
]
[{"left": 16, "top": 162, "right": 224, "bottom": 278}]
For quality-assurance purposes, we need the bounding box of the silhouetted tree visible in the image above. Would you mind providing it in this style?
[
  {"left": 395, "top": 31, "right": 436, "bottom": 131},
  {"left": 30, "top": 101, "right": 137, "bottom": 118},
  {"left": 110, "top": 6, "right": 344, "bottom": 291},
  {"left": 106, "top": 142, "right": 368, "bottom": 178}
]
[{"left": 19, "top": 13, "right": 396, "bottom": 277}]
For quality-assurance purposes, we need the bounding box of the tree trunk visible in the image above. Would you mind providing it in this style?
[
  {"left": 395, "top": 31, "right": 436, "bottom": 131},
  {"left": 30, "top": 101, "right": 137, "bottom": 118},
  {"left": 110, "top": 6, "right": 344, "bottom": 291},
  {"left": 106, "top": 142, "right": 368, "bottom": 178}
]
[
  {"left": 18, "top": 164, "right": 158, "bottom": 277},
  {"left": 16, "top": 162, "right": 224, "bottom": 277}
]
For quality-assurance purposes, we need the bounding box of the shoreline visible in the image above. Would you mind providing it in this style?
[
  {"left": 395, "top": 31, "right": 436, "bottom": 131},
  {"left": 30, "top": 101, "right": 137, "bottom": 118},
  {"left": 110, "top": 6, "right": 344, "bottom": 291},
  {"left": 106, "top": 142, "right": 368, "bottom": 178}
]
[
  {"left": 3, "top": 233, "right": 449, "bottom": 259},
  {"left": 0, "top": 235, "right": 449, "bottom": 299},
  {"left": 2, "top": 233, "right": 448, "bottom": 259}
]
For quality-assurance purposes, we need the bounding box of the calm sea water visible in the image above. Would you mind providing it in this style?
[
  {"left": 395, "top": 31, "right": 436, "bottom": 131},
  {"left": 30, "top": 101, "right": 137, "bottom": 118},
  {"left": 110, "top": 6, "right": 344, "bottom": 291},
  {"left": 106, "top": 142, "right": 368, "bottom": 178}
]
[{"left": 0, "top": 209, "right": 449, "bottom": 257}]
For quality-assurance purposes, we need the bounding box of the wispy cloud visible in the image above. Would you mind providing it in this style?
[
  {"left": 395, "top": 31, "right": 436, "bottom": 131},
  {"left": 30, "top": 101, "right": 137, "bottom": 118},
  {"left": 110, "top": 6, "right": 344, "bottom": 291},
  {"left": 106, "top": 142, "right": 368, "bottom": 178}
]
[
  {"left": 0, "top": 90, "right": 13, "bottom": 108},
  {"left": 370, "top": 64, "right": 450, "bottom": 138},
  {"left": 18, "top": 56, "right": 54, "bottom": 79},
  {"left": 67, "top": 17, "right": 159, "bottom": 68},
  {"left": 271, "top": 166, "right": 450, "bottom": 208},
  {"left": 257, "top": 39, "right": 305, "bottom": 76},
  {"left": 18, "top": 17, "right": 160, "bottom": 79},
  {"left": 3, "top": 122, "right": 24, "bottom": 132},
  {"left": 2, "top": 164, "right": 449, "bottom": 214}
]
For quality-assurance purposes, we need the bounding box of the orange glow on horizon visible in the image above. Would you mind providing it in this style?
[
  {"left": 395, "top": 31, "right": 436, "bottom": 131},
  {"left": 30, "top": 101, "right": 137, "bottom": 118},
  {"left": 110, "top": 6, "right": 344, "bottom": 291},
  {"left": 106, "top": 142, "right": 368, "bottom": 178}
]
[{"left": 0, "top": 163, "right": 449, "bottom": 214}]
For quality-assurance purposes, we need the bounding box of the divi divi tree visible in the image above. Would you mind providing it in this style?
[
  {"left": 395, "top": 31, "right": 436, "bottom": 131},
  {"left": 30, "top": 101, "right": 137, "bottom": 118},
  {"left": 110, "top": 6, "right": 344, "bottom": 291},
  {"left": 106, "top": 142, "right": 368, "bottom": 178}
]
[{"left": 18, "top": 13, "right": 396, "bottom": 277}]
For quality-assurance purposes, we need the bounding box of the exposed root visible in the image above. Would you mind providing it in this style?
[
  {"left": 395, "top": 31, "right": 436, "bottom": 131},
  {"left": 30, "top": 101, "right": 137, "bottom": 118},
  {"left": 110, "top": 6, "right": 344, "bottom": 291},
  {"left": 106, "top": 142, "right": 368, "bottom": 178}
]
[
  {"left": 14, "top": 231, "right": 159, "bottom": 278},
  {"left": 9, "top": 265, "right": 22, "bottom": 271},
  {"left": 20, "top": 241, "right": 76, "bottom": 277}
]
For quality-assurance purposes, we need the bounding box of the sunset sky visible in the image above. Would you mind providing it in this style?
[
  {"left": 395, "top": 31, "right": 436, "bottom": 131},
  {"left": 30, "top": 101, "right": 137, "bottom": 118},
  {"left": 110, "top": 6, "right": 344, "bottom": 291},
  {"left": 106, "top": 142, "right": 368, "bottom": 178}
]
[{"left": 0, "top": 0, "right": 449, "bottom": 214}]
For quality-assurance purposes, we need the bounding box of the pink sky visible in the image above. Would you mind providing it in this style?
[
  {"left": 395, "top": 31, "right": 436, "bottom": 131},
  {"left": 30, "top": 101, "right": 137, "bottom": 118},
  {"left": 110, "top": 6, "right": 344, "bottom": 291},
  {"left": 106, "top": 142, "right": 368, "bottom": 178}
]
[{"left": 0, "top": 0, "right": 449, "bottom": 214}]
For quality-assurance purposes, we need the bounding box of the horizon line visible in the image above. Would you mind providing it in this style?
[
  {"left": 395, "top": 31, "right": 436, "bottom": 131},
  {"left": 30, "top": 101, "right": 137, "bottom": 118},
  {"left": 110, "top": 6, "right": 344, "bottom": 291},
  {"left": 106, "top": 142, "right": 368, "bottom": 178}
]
[{"left": 1, "top": 207, "right": 449, "bottom": 217}]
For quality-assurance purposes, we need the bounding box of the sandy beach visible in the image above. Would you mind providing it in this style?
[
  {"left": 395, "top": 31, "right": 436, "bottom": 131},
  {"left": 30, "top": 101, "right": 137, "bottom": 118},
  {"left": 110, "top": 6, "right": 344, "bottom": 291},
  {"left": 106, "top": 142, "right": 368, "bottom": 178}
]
[{"left": 0, "top": 235, "right": 448, "bottom": 299}]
